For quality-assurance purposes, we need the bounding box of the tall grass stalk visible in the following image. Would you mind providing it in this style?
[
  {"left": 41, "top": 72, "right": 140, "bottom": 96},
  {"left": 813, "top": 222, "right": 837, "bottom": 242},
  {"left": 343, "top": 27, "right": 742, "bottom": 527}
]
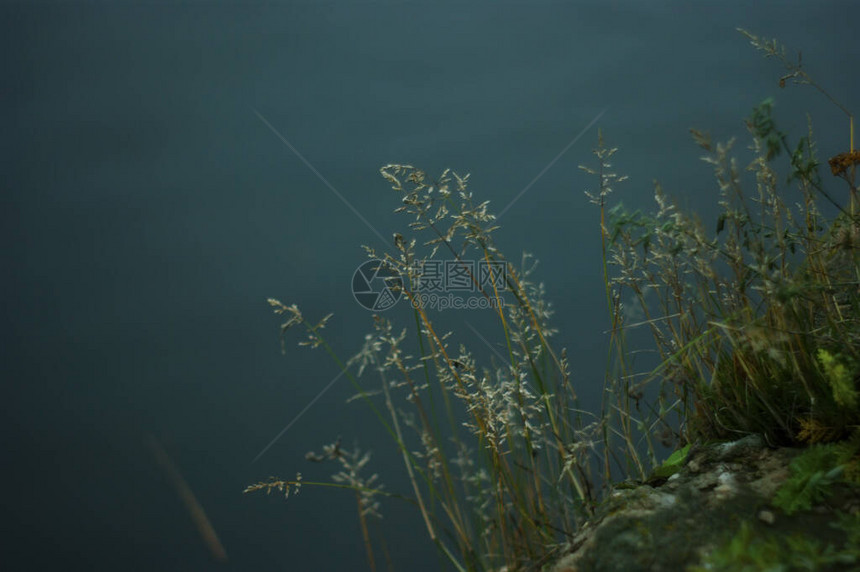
[{"left": 247, "top": 29, "right": 859, "bottom": 571}]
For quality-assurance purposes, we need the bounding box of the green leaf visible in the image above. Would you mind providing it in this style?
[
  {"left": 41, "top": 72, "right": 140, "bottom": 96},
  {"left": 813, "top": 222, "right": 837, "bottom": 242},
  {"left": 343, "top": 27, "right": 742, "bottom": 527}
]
[{"left": 653, "top": 444, "right": 691, "bottom": 478}]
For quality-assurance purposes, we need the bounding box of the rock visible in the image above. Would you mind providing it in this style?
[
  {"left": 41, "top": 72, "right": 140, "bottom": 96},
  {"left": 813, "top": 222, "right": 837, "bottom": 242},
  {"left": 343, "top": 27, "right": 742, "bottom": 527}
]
[
  {"left": 757, "top": 509, "right": 776, "bottom": 524},
  {"left": 545, "top": 435, "right": 860, "bottom": 571}
]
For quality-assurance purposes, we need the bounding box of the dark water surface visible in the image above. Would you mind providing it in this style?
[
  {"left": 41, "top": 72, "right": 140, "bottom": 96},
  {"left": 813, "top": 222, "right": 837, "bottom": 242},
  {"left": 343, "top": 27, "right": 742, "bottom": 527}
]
[{"left": 3, "top": 1, "right": 857, "bottom": 570}]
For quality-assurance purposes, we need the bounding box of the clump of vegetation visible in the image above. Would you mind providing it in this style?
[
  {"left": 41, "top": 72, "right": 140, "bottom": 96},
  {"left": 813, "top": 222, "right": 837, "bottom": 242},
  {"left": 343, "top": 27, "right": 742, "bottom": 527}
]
[
  {"left": 773, "top": 441, "right": 852, "bottom": 516},
  {"left": 598, "top": 30, "right": 859, "bottom": 453},
  {"left": 255, "top": 170, "right": 599, "bottom": 570},
  {"left": 691, "top": 518, "right": 860, "bottom": 572},
  {"left": 601, "top": 96, "right": 859, "bottom": 448},
  {"left": 247, "top": 29, "right": 858, "bottom": 570}
]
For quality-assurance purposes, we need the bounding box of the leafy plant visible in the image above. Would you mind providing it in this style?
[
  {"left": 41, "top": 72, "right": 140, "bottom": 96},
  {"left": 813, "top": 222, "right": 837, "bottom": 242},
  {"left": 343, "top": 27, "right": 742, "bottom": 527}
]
[
  {"left": 689, "top": 521, "right": 786, "bottom": 572},
  {"left": 773, "top": 444, "right": 844, "bottom": 515},
  {"left": 817, "top": 348, "right": 859, "bottom": 410},
  {"left": 691, "top": 519, "right": 858, "bottom": 572},
  {"left": 652, "top": 443, "right": 691, "bottom": 479}
]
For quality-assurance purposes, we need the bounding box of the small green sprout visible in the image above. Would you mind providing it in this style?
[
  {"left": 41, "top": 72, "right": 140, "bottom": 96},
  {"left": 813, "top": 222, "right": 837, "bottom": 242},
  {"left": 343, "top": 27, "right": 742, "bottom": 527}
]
[{"left": 653, "top": 444, "right": 691, "bottom": 478}]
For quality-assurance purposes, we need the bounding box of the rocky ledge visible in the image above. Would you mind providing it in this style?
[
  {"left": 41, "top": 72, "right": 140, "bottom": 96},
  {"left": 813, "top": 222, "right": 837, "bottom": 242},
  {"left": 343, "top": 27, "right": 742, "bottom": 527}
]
[{"left": 548, "top": 435, "right": 860, "bottom": 571}]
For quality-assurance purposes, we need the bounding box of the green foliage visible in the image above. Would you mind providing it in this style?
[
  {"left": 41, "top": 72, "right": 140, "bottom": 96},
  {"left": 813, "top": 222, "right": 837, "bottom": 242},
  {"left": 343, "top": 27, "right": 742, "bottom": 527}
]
[
  {"left": 771, "top": 433, "right": 860, "bottom": 517},
  {"left": 599, "top": 86, "right": 859, "bottom": 447},
  {"left": 745, "top": 98, "right": 821, "bottom": 185},
  {"left": 746, "top": 98, "right": 784, "bottom": 161},
  {"left": 833, "top": 511, "right": 860, "bottom": 553},
  {"left": 817, "top": 349, "right": 859, "bottom": 410},
  {"left": 834, "top": 431, "right": 860, "bottom": 484},
  {"left": 691, "top": 519, "right": 859, "bottom": 572},
  {"left": 689, "top": 521, "right": 785, "bottom": 572},
  {"left": 652, "top": 444, "right": 690, "bottom": 478},
  {"left": 772, "top": 444, "right": 844, "bottom": 515}
]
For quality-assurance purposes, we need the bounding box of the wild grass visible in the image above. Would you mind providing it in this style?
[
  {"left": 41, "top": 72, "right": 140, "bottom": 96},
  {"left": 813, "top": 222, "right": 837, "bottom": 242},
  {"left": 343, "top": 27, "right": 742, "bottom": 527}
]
[{"left": 247, "top": 29, "right": 859, "bottom": 571}]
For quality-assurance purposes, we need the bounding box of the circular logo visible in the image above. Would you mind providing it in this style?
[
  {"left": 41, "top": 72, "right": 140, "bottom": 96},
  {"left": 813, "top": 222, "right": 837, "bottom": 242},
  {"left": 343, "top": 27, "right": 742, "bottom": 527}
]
[{"left": 352, "top": 259, "right": 403, "bottom": 311}]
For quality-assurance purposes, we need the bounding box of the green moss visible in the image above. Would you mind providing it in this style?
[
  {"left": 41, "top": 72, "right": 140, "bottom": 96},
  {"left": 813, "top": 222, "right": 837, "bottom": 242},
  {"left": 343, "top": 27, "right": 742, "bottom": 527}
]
[{"left": 690, "top": 518, "right": 860, "bottom": 572}]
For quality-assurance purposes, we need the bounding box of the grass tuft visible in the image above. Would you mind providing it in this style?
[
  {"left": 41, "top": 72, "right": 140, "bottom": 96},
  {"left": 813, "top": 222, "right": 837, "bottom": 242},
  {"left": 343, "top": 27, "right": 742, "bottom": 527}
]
[{"left": 248, "top": 29, "right": 858, "bottom": 571}]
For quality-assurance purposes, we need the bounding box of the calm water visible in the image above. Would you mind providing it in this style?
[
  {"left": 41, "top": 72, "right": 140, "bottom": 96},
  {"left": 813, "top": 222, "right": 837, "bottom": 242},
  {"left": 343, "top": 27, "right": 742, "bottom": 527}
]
[{"left": 3, "top": 1, "right": 857, "bottom": 570}]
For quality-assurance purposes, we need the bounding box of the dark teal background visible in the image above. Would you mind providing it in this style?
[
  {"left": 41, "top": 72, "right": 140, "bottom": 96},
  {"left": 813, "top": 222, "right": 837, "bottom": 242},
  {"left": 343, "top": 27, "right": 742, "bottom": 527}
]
[{"left": 2, "top": 1, "right": 857, "bottom": 570}]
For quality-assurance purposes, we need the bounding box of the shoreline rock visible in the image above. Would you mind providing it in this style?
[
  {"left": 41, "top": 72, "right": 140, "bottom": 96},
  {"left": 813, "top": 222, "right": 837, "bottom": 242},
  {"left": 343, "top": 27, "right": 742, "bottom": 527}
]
[{"left": 547, "top": 435, "right": 860, "bottom": 571}]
